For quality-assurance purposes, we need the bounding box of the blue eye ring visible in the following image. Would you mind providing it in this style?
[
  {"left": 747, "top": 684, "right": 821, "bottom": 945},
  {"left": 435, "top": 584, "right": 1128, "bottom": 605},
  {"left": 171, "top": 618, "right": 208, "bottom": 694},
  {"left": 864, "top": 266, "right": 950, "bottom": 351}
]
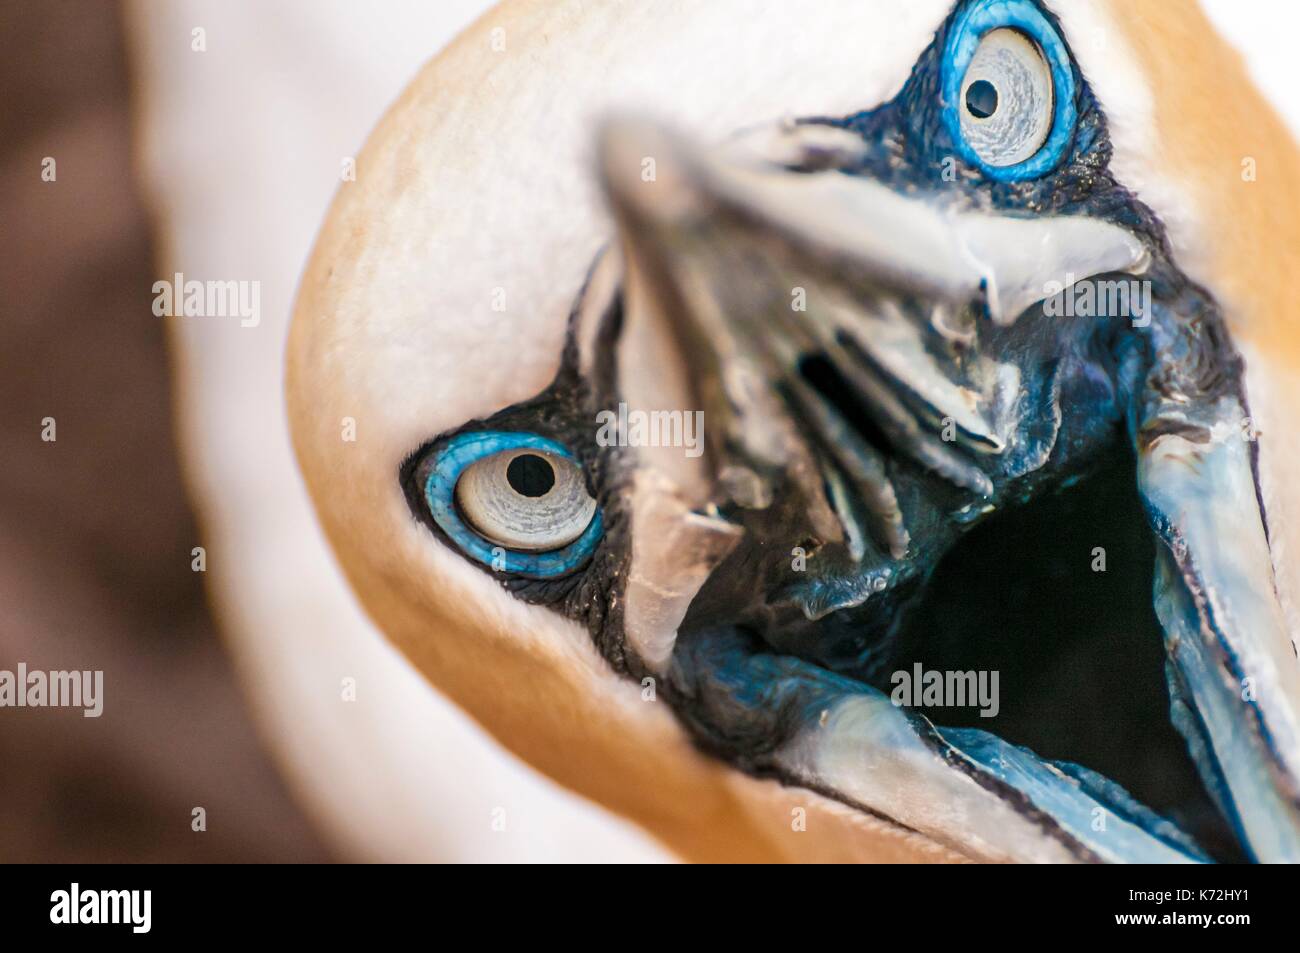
[
  {"left": 424, "top": 431, "right": 603, "bottom": 578},
  {"left": 940, "top": 0, "right": 1077, "bottom": 181}
]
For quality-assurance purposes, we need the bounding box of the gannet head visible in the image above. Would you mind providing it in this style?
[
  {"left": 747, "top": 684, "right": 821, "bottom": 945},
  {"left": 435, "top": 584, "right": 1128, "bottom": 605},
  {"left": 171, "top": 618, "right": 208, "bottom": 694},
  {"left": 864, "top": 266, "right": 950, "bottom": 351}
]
[{"left": 288, "top": 0, "right": 1300, "bottom": 862}]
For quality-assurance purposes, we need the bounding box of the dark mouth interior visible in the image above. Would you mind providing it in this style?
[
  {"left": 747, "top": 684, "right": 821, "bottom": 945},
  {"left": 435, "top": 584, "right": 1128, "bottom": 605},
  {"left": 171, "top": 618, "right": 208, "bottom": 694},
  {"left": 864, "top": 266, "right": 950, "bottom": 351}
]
[
  {"left": 885, "top": 448, "right": 1246, "bottom": 863},
  {"left": 797, "top": 352, "right": 893, "bottom": 455}
]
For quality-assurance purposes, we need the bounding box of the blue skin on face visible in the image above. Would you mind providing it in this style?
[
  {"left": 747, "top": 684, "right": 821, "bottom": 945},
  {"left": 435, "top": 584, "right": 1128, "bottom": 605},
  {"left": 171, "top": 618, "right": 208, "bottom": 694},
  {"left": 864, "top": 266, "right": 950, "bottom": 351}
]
[
  {"left": 828, "top": 0, "right": 1114, "bottom": 213},
  {"left": 757, "top": 0, "right": 1135, "bottom": 665},
  {"left": 940, "top": 0, "right": 1077, "bottom": 180},
  {"left": 779, "top": 0, "right": 1234, "bottom": 637},
  {"left": 424, "top": 431, "right": 603, "bottom": 578}
]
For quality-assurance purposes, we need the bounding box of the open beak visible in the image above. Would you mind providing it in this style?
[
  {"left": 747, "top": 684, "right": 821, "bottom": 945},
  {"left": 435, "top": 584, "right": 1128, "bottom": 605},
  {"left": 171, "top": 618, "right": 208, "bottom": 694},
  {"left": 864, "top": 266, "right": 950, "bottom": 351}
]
[{"left": 593, "top": 115, "right": 1300, "bottom": 862}]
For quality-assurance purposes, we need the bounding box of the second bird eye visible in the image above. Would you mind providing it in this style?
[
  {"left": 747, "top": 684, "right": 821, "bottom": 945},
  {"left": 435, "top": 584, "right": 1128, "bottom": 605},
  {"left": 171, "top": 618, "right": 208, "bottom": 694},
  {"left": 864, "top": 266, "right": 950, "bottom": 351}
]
[{"left": 958, "top": 27, "right": 1054, "bottom": 168}]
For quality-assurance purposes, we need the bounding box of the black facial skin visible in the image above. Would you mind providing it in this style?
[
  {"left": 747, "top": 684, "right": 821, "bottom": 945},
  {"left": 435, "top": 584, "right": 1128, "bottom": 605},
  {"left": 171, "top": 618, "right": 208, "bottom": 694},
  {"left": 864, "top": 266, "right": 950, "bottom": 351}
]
[
  {"left": 401, "top": 0, "right": 1249, "bottom": 852},
  {"left": 401, "top": 283, "right": 642, "bottom": 671}
]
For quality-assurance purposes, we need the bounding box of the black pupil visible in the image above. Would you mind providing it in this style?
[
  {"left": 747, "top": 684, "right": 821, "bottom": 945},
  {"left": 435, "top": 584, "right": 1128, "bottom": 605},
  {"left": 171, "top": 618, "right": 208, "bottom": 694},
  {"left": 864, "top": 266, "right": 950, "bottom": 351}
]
[
  {"left": 507, "top": 454, "right": 555, "bottom": 497},
  {"left": 965, "top": 79, "right": 998, "bottom": 119}
]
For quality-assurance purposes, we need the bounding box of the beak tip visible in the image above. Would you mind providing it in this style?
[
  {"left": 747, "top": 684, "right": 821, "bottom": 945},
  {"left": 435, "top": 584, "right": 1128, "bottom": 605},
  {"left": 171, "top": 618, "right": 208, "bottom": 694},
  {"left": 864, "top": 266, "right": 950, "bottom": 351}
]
[{"left": 596, "top": 114, "right": 704, "bottom": 227}]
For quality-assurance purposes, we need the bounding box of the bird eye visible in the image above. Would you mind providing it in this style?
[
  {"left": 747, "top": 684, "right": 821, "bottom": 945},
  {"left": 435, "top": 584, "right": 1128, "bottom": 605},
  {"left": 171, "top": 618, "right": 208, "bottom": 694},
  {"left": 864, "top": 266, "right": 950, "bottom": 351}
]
[
  {"left": 423, "top": 431, "right": 602, "bottom": 577},
  {"left": 942, "top": 0, "right": 1077, "bottom": 180},
  {"left": 456, "top": 448, "right": 596, "bottom": 551},
  {"left": 958, "top": 29, "right": 1052, "bottom": 168}
]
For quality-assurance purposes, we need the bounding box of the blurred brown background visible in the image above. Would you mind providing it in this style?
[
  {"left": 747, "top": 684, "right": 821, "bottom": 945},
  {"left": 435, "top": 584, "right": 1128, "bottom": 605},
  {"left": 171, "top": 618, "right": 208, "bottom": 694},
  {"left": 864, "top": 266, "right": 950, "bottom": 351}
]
[{"left": 0, "top": 0, "right": 330, "bottom": 862}]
